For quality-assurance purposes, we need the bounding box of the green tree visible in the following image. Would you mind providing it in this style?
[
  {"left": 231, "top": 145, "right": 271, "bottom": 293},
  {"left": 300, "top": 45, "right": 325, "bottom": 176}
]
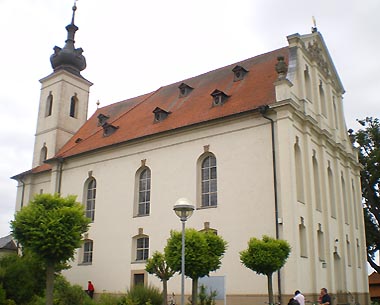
[
  {"left": 0, "top": 252, "right": 45, "bottom": 305},
  {"left": 240, "top": 235, "right": 291, "bottom": 305},
  {"left": 146, "top": 251, "right": 175, "bottom": 305},
  {"left": 353, "top": 117, "right": 380, "bottom": 272},
  {"left": 11, "top": 193, "right": 91, "bottom": 305},
  {"left": 164, "top": 229, "right": 227, "bottom": 305}
]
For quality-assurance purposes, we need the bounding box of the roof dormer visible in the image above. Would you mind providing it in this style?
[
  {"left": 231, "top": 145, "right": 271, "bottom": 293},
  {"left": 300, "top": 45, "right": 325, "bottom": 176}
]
[
  {"left": 232, "top": 65, "right": 248, "bottom": 81},
  {"left": 153, "top": 107, "right": 171, "bottom": 122},
  {"left": 178, "top": 83, "right": 193, "bottom": 98},
  {"left": 97, "top": 113, "right": 110, "bottom": 126},
  {"left": 211, "top": 89, "right": 229, "bottom": 106}
]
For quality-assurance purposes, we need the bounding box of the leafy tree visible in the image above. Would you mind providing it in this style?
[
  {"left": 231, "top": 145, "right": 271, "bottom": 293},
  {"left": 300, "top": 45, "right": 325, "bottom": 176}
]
[
  {"left": 0, "top": 252, "right": 45, "bottom": 305},
  {"left": 146, "top": 251, "right": 175, "bottom": 305},
  {"left": 11, "top": 193, "right": 91, "bottom": 305},
  {"left": 240, "top": 235, "right": 291, "bottom": 305},
  {"left": 353, "top": 117, "right": 380, "bottom": 272},
  {"left": 164, "top": 229, "right": 227, "bottom": 305}
]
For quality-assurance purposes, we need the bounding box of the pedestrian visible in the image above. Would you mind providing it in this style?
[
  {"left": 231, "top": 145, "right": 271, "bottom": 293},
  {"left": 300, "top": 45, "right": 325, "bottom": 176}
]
[
  {"left": 320, "top": 288, "right": 331, "bottom": 305},
  {"left": 87, "top": 281, "right": 95, "bottom": 299},
  {"left": 294, "top": 290, "right": 305, "bottom": 305}
]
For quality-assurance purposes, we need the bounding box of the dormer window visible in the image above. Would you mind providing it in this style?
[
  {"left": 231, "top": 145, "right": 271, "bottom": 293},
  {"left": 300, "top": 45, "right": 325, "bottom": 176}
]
[
  {"left": 102, "top": 123, "right": 119, "bottom": 137},
  {"left": 232, "top": 65, "right": 248, "bottom": 81},
  {"left": 97, "top": 113, "right": 110, "bottom": 126},
  {"left": 178, "top": 83, "right": 193, "bottom": 97},
  {"left": 153, "top": 107, "right": 171, "bottom": 122},
  {"left": 211, "top": 89, "right": 229, "bottom": 106}
]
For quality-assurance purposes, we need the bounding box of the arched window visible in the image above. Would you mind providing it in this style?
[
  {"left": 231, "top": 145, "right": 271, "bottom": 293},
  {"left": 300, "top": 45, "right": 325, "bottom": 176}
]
[
  {"left": 341, "top": 174, "right": 349, "bottom": 224},
  {"left": 317, "top": 224, "right": 325, "bottom": 261},
  {"left": 134, "top": 236, "right": 149, "bottom": 261},
  {"left": 313, "top": 154, "right": 321, "bottom": 211},
  {"left": 40, "top": 145, "right": 48, "bottom": 165},
  {"left": 333, "top": 97, "right": 339, "bottom": 129},
  {"left": 328, "top": 167, "right": 337, "bottom": 218},
  {"left": 137, "top": 168, "right": 151, "bottom": 216},
  {"left": 294, "top": 140, "right": 305, "bottom": 203},
  {"left": 299, "top": 217, "right": 307, "bottom": 257},
  {"left": 70, "top": 94, "right": 78, "bottom": 118},
  {"left": 45, "top": 92, "right": 53, "bottom": 117},
  {"left": 319, "top": 82, "right": 327, "bottom": 117},
  {"left": 304, "top": 66, "right": 312, "bottom": 101},
  {"left": 82, "top": 239, "right": 93, "bottom": 264},
  {"left": 85, "top": 178, "right": 97, "bottom": 221},
  {"left": 200, "top": 154, "right": 217, "bottom": 207}
]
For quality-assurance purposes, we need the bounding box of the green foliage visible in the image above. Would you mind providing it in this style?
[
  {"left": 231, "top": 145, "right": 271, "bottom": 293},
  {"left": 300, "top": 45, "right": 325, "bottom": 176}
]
[
  {"left": 353, "top": 117, "right": 380, "bottom": 271},
  {"left": 53, "top": 275, "right": 93, "bottom": 305},
  {"left": 198, "top": 285, "right": 217, "bottom": 305},
  {"left": 0, "top": 253, "right": 45, "bottom": 305},
  {"left": 124, "top": 285, "right": 163, "bottom": 305},
  {"left": 240, "top": 235, "right": 291, "bottom": 276},
  {"left": 146, "top": 251, "right": 175, "bottom": 281},
  {"left": 11, "top": 193, "right": 91, "bottom": 265},
  {"left": 97, "top": 293, "right": 126, "bottom": 305},
  {"left": 0, "top": 284, "right": 6, "bottom": 305},
  {"left": 164, "top": 229, "right": 227, "bottom": 280}
]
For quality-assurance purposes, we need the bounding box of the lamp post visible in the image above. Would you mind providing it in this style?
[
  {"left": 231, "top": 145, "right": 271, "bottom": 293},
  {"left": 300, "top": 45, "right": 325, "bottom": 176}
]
[{"left": 173, "top": 198, "right": 195, "bottom": 305}]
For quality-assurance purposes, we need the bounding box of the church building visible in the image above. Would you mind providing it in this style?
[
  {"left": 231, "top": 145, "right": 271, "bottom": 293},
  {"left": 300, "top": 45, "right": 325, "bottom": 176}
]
[{"left": 12, "top": 4, "right": 369, "bottom": 305}]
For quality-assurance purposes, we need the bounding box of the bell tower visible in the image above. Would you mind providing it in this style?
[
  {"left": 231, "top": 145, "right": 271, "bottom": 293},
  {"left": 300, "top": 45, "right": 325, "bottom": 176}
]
[{"left": 32, "top": 2, "right": 92, "bottom": 168}]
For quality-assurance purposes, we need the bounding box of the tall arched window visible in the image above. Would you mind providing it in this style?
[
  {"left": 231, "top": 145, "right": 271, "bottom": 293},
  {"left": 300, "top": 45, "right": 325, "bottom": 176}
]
[
  {"left": 70, "top": 94, "right": 78, "bottom": 118},
  {"left": 40, "top": 145, "right": 48, "bottom": 165},
  {"left": 313, "top": 154, "right": 321, "bottom": 211},
  {"left": 294, "top": 140, "right": 305, "bottom": 203},
  {"left": 299, "top": 217, "right": 307, "bottom": 257},
  {"left": 304, "top": 66, "right": 312, "bottom": 101},
  {"left": 317, "top": 224, "right": 325, "bottom": 261},
  {"left": 86, "top": 178, "right": 97, "bottom": 221},
  {"left": 341, "top": 174, "right": 349, "bottom": 224},
  {"left": 319, "top": 82, "right": 327, "bottom": 117},
  {"left": 333, "top": 97, "right": 339, "bottom": 129},
  {"left": 45, "top": 92, "right": 53, "bottom": 117},
  {"left": 352, "top": 179, "right": 359, "bottom": 229},
  {"left": 201, "top": 154, "right": 217, "bottom": 207},
  {"left": 138, "top": 168, "right": 151, "bottom": 216},
  {"left": 82, "top": 239, "right": 93, "bottom": 264},
  {"left": 328, "top": 166, "right": 337, "bottom": 218}
]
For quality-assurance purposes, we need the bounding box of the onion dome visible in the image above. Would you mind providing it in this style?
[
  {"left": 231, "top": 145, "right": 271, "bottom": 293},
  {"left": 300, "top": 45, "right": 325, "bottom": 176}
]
[{"left": 50, "top": 2, "right": 86, "bottom": 76}]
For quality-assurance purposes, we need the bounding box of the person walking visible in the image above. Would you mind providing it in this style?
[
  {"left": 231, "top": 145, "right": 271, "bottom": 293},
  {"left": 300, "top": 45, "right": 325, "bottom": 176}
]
[
  {"left": 294, "top": 290, "right": 305, "bottom": 305},
  {"left": 87, "top": 281, "right": 95, "bottom": 299},
  {"left": 320, "top": 288, "right": 331, "bottom": 305}
]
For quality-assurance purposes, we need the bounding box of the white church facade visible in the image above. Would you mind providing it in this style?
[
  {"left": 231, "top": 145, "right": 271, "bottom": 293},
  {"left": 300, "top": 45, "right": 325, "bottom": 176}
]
[{"left": 12, "top": 5, "right": 369, "bottom": 305}]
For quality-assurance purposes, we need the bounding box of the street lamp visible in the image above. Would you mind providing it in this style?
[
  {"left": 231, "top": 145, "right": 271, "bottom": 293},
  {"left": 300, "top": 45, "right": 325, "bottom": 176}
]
[{"left": 173, "top": 198, "right": 195, "bottom": 305}]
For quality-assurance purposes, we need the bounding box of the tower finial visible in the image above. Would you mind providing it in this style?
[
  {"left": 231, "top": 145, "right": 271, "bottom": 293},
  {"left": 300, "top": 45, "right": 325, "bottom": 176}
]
[
  {"left": 50, "top": 0, "right": 87, "bottom": 76},
  {"left": 311, "top": 16, "right": 318, "bottom": 33},
  {"left": 71, "top": 0, "right": 78, "bottom": 25}
]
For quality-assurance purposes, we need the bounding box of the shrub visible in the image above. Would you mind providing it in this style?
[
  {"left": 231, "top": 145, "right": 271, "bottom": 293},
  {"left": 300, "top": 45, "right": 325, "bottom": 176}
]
[
  {"left": 198, "top": 285, "right": 217, "bottom": 305},
  {"left": 124, "top": 285, "right": 162, "bottom": 305},
  {"left": 53, "top": 275, "right": 93, "bottom": 305}
]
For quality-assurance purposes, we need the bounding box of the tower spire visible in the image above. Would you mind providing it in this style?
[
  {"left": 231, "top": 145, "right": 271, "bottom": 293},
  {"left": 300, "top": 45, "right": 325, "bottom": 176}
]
[{"left": 50, "top": 1, "right": 87, "bottom": 76}]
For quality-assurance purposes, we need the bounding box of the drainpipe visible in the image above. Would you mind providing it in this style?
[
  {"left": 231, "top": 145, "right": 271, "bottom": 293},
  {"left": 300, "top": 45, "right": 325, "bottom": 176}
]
[
  {"left": 57, "top": 158, "right": 64, "bottom": 195},
  {"left": 259, "top": 105, "right": 282, "bottom": 304},
  {"left": 20, "top": 176, "right": 25, "bottom": 208}
]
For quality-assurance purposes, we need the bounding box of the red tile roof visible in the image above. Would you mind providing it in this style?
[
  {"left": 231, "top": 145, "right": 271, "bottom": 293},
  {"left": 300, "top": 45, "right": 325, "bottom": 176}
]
[{"left": 52, "top": 46, "right": 288, "bottom": 160}]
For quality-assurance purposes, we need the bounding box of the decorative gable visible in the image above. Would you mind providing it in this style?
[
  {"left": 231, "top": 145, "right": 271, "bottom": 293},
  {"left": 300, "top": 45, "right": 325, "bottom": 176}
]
[
  {"left": 210, "top": 89, "right": 229, "bottom": 106},
  {"left": 153, "top": 107, "right": 171, "bottom": 122},
  {"left": 232, "top": 65, "right": 248, "bottom": 81}
]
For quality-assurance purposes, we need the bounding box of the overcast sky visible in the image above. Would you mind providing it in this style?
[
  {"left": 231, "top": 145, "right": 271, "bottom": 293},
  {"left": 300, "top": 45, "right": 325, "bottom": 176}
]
[{"left": 1, "top": 0, "right": 379, "bottom": 238}]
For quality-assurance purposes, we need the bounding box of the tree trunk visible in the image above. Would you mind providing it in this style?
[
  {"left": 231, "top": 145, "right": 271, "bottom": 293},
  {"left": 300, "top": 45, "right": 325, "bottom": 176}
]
[
  {"left": 367, "top": 253, "right": 380, "bottom": 273},
  {"left": 267, "top": 273, "right": 274, "bottom": 305},
  {"left": 192, "top": 277, "right": 199, "bottom": 305},
  {"left": 163, "top": 279, "right": 168, "bottom": 305},
  {"left": 46, "top": 261, "right": 55, "bottom": 305}
]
